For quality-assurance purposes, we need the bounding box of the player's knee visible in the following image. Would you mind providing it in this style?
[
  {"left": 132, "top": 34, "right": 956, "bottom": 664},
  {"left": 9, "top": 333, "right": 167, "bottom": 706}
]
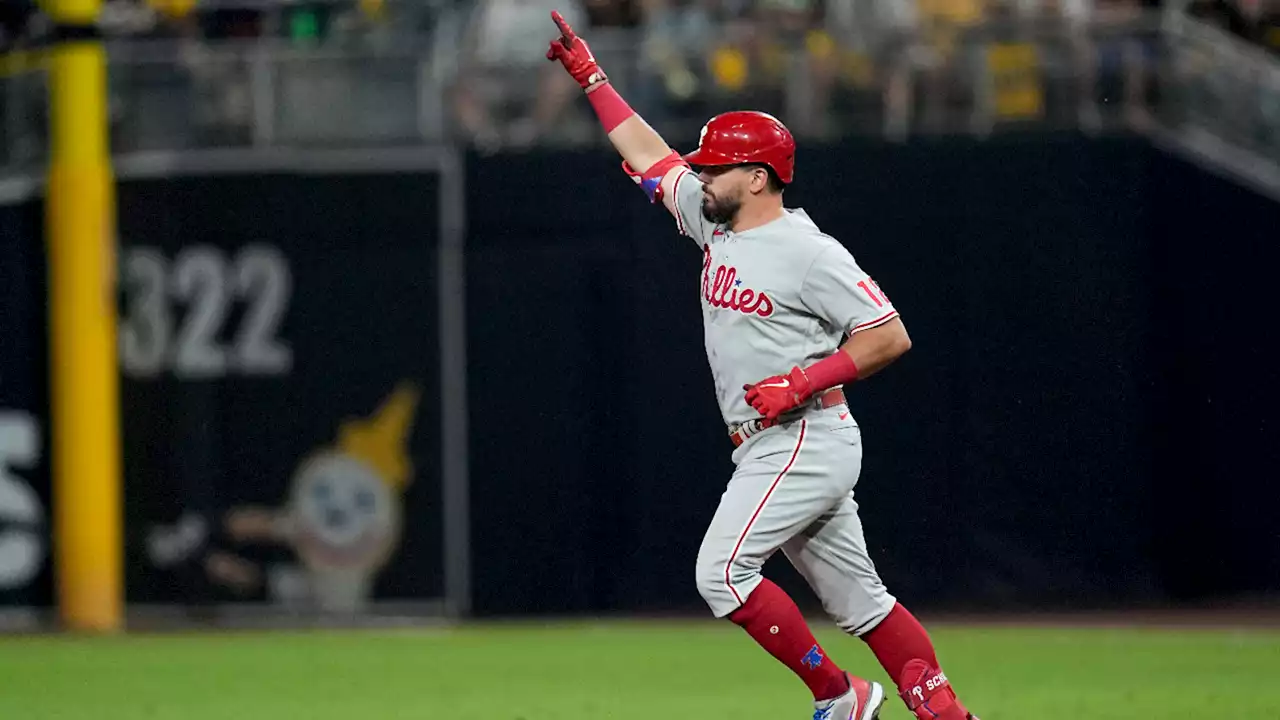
[
  {"left": 693, "top": 546, "right": 725, "bottom": 608},
  {"left": 694, "top": 543, "right": 761, "bottom": 615},
  {"left": 840, "top": 594, "right": 896, "bottom": 637}
]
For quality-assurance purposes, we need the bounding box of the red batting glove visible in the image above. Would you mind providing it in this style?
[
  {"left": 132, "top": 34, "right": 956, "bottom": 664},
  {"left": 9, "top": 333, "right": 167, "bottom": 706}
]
[
  {"left": 743, "top": 366, "right": 814, "bottom": 421},
  {"left": 546, "top": 10, "right": 607, "bottom": 89}
]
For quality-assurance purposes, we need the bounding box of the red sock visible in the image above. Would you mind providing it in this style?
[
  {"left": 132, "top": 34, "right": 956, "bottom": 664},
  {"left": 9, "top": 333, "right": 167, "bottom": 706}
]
[
  {"left": 729, "top": 578, "right": 849, "bottom": 701},
  {"left": 859, "top": 602, "right": 941, "bottom": 686}
]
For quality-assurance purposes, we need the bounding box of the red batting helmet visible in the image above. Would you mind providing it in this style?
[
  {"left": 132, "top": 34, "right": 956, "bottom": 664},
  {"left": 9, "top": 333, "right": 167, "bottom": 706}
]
[{"left": 682, "top": 111, "right": 796, "bottom": 185}]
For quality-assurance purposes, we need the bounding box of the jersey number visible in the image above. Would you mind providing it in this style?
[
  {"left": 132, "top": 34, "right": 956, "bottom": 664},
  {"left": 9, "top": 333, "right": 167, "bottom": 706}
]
[
  {"left": 858, "top": 280, "right": 890, "bottom": 308},
  {"left": 120, "top": 244, "right": 293, "bottom": 379}
]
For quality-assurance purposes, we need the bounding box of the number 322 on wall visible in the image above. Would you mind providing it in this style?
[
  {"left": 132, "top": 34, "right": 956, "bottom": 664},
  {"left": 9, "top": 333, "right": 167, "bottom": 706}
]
[{"left": 119, "top": 244, "right": 293, "bottom": 380}]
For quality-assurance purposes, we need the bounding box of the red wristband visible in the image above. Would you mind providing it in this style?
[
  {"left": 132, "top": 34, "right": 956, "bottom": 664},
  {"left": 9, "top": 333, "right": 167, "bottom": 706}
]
[
  {"left": 803, "top": 351, "right": 859, "bottom": 392},
  {"left": 587, "top": 82, "right": 636, "bottom": 134}
]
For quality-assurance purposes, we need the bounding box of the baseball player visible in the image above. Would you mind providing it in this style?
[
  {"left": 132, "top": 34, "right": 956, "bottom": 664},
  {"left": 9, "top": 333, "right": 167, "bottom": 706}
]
[{"left": 546, "top": 11, "right": 979, "bottom": 720}]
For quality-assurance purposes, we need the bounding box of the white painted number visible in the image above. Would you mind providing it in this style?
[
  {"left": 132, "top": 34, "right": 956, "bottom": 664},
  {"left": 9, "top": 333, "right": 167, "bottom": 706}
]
[
  {"left": 0, "top": 412, "right": 44, "bottom": 591},
  {"left": 172, "top": 247, "right": 230, "bottom": 379},
  {"left": 232, "top": 246, "right": 293, "bottom": 376},
  {"left": 119, "top": 244, "right": 293, "bottom": 379},
  {"left": 119, "top": 248, "right": 170, "bottom": 377}
]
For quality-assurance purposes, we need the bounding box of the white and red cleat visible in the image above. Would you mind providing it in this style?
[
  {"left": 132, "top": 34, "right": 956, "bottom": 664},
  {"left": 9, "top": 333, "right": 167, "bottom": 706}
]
[{"left": 813, "top": 673, "right": 885, "bottom": 720}]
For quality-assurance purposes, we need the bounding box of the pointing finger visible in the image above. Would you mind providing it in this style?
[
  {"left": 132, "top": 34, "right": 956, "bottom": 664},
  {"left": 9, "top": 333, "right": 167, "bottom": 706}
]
[{"left": 551, "top": 10, "right": 576, "bottom": 42}]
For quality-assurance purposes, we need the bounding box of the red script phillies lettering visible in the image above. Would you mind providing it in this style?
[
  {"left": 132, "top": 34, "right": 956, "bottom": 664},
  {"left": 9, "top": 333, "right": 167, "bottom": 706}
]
[{"left": 701, "top": 247, "right": 774, "bottom": 317}]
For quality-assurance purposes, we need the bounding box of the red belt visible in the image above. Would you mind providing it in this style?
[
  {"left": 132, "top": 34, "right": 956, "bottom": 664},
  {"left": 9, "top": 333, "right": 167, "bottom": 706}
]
[{"left": 729, "top": 388, "right": 846, "bottom": 448}]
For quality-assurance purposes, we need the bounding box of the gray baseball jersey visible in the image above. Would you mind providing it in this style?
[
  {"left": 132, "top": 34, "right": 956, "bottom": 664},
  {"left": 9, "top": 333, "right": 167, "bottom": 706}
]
[
  {"left": 665, "top": 167, "right": 899, "bottom": 632},
  {"left": 669, "top": 168, "right": 900, "bottom": 428}
]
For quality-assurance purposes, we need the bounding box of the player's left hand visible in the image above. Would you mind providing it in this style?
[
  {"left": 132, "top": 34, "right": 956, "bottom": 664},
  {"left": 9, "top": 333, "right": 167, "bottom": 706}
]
[{"left": 744, "top": 366, "right": 814, "bottom": 421}]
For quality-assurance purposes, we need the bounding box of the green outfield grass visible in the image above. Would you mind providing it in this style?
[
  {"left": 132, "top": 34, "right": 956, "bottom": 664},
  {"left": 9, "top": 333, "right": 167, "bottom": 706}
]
[{"left": 1, "top": 619, "right": 1277, "bottom": 719}]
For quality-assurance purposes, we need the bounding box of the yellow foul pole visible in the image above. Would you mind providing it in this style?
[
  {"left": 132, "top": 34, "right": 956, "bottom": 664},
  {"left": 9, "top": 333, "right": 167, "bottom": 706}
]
[{"left": 43, "top": 0, "right": 122, "bottom": 631}]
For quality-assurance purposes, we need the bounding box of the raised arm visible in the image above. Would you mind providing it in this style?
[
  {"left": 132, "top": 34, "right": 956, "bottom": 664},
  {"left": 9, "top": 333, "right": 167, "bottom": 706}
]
[{"left": 545, "top": 10, "right": 691, "bottom": 217}]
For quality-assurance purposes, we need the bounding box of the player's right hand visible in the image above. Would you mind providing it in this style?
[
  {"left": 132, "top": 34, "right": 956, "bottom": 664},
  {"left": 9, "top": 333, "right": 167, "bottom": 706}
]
[
  {"left": 546, "top": 10, "right": 608, "bottom": 89},
  {"left": 744, "top": 366, "right": 814, "bottom": 421}
]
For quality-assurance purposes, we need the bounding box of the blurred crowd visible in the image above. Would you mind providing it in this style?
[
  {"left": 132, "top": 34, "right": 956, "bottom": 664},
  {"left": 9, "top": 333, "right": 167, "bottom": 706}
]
[
  {"left": 2, "top": 0, "right": 1275, "bottom": 54},
  {"left": 0, "top": 0, "right": 1278, "bottom": 151}
]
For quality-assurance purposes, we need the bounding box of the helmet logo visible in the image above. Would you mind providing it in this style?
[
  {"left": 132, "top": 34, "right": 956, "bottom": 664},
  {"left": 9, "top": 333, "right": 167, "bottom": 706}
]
[{"left": 698, "top": 123, "right": 709, "bottom": 147}]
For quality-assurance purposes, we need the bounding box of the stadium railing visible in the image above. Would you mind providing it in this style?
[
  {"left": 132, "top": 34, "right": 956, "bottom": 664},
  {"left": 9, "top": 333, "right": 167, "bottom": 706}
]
[
  {"left": 1157, "top": 9, "right": 1280, "bottom": 194},
  {"left": 0, "top": 7, "right": 1277, "bottom": 183}
]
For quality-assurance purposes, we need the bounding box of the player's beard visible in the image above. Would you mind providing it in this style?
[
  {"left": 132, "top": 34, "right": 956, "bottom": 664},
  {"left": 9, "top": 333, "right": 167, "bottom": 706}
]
[{"left": 701, "top": 189, "right": 742, "bottom": 226}]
